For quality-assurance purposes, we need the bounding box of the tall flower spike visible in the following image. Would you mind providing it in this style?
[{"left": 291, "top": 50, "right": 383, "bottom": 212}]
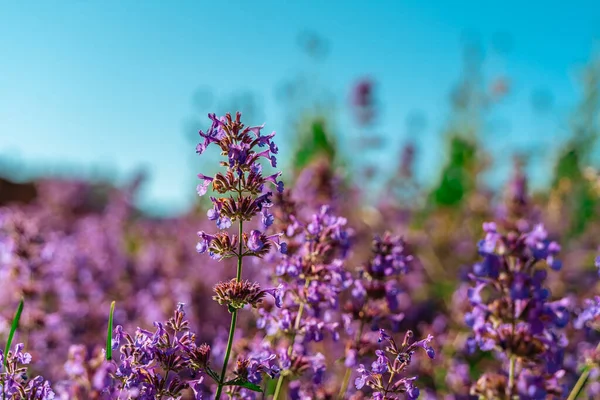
[
  {"left": 338, "top": 232, "right": 415, "bottom": 399},
  {"left": 194, "top": 112, "right": 285, "bottom": 400},
  {"left": 260, "top": 205, "right": 354, "bottom": 400},
  {"left": 465, "top": 222, "right": 569, "bottom": 399}
]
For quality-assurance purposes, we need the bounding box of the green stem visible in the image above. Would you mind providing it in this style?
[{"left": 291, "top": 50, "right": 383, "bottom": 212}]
[
  {"left": 214, "top": 310, "right": 237, "bottom": 400},
  {"left": 273, "top": 283, "right": 309, "bottom": 400},
  {"left": 214, "top": 220, "right": 244, "bottom": 400},
  {"left": 567, "top": 365, "right": 591, "bottom": 400},
  {"left": 337, "top": 321, "right": 365, "bottom": 399},
  {"left": 507, "top": 355, "right": 516, "bottom": 400},
  {"left": 338, "top": 368, "right": 352, "bottom": 399},
  {"left": 272, "top": 373, "right": 285, "bottom": 400},
  {"left": 567, "top": 341, "right": 600, "bottom": 400}
]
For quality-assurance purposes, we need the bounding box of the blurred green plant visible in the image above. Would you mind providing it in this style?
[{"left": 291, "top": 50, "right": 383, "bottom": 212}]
[
  {"left": 429, "top": 135, "right": 478, "bottom": 207},
  {"left": 291, "top": 117, "right": 337, "bottom": 172},
  {"left": 551, "top": 57, "right": 600, "bottom": 237},
  {"left": 426, "top": 41, "right": 495, "bottom": 210}
]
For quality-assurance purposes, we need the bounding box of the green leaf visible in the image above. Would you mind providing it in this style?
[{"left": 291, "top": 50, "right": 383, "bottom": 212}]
[
  {"left": 4, "top": 298, "right": 24, "bottom": 369},
  {"left": 106, "top": 301, "right": 116, "bottom": 361},
  {"left": 223, "top": 378, "right": 263, "bottom": 392},
  {"left": 205, "top": 367, "right": 220, "bottom": 382}
]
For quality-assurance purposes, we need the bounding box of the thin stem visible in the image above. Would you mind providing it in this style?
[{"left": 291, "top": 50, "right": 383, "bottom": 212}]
[
  {"left": 507, "top": 355, "right": 516, "bottom": 399},
  {"left": 214, "top": 307, "right": 238, "bottom": 400},
  {"left": 214, "top": 309, "right": 237, "bottom": 400},
  {"left": 289, "top": 301, "right": 305, "bottom": 355},
  {"left": 157, "top": 368, "right": 171, "bottom": 399},
  {"left": 337, "top": 321, "right": 366, "bottom": 399},
  {"left": 215, "top": 220, "right": 244, "bottom": 400},
  {"left": 260, "top": 381, "right": 267, "bottom": 400},
  {"left": 237, "top": 220, "right": 243, "bottom": 281},
  {"left": 272, "top": 373, "right": 285, "bottom": 400},
  {"left": 338, "top": 368, "right": 352, "bottom": 399},
  {"left": 566, "top": 365, "right": 591, "bottom": 400},
  {"left": 273, "top": 282, "right": 309, "bottom": 400},
  {"left": 566, "top": 341, "right": 600, "bottom": 400}
]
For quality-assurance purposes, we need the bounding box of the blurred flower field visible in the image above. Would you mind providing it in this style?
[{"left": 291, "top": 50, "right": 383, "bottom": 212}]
[{"left": 1, "top": 40, "right": 600, "bottom": 400}]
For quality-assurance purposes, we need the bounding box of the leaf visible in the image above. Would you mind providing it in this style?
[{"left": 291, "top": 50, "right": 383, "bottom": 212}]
[
  {"left": 4, "top": 298, "right": 24, "bottom": 369},
  {"left": 106, "top": 301, "right": 116, "bottom": 361},
  {"left": 206, "top": 366, "right": 220, "bottom": 382},
  {"left": 223, "top": 378, "right": 263, "bottom": 392}
]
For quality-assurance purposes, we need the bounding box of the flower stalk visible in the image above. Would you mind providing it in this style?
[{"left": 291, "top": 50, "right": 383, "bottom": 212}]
[{"left": 214, "top": 220, "right": 243, "bottom": 400}]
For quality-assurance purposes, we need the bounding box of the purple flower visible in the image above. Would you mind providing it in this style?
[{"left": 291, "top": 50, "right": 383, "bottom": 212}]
[
  {"left": 261, "top": 204, "right": 275, "bottom": 228},
  {"left": 465, "top": 222, "right": 569, "bottom": 398},
  {"left": 355, "top": 330, "right": 433, "bottom": 398},
  {"left": 216, "top": 216, "right": 232, "bottom": 230},
  {"left": 247, "top": 230, "right": 264, "bottom": 252},
  {"left": 371, "top": 350, "right": 388, "bottom": 374},
  {"left": 0, "top": 344, "right": 55, "bottom": 399},
  {"left": 111, "top": 305, "right": 205, "bottom": 398},
  {"left": 264, "top": 284, "right": 285, "bottom": 308},
  {"left": 195, "top": 112, "right": 286, "bottom": 263},
  {"left": 196, "top": 173, "right": 213, "bottom": 196},
  {"left": 575, "top": 296, "right": 600, "bottom": 330},
  {"left": 196, "top": 231, "right": 215, "bottom": 254}
]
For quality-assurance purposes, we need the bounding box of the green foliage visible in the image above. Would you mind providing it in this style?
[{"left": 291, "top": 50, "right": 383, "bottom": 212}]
[
  {"left": 4, "top": 298, "right": 24, "bottom": 369},
  {"left": 292, "top": 118, "right": 337, "bottom": 171},
  {"left": 224, "top": 378, "right": 263, "bottom": 392},
  {"left": 552, "top": 146, "right": 598, "bottom": 237},
  {"left": 106, "top": 301, "right": 116, "bottom": 361},
  {"left": 428, "top": 135, "right": 478, "bottom": 207},
  {"left": 553, "top": 146, "right": 583, "bottom": 186}
]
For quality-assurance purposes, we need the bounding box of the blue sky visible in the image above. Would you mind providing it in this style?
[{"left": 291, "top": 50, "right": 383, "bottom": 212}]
[{"left": 1, "top": 1, "right": 599, "bottom": 214}]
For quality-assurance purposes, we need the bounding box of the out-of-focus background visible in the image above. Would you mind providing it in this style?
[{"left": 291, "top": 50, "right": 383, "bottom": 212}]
[
  {"left": 2, "top": 0, "right": 599, "bottom": 215},
  {"left": 4, "top": 4, "right": 600, "bottom": 397}
]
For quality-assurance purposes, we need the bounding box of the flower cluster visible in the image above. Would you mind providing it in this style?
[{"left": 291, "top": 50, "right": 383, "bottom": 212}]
[
  {"left": 354, "top": 329, "right": 434, "bottom": 399},
  {"left": 54, "top": 345, "right": 114, "bottom": 399},
  {"left": 259, "top": 205, "right": 352, "bottom": 343},
  {"left": 0, "top": 343, "right": 55, "bottom": 399},
  {"left": 255, "top": 205, "right": 352, "bottom": 397},
  {"left": 6, "top": 103, "right": 600, "bottom": 400},
  {"left": 223, "top": 340, "right": 281, "bottom": 399},
  {"left": 466, "top": 222, "right": 569, "bottom": 398},
  {"left": 195, "top": 112, "right": 285, "bottom": 261},
  {"left": 111, "top": 304, "right": 206, "bottom": 399},
  {"left": 194, "top": 112, "right": 287, "bottom": 399},
  {"left": 339, "top": 231, "right": 417, "bottom": 399},
  {"left": 213, "top": 279, "right": 282, "bottom": 311},
  {"left": 344, "top": 232, "right": 414, "bottom": 339}
]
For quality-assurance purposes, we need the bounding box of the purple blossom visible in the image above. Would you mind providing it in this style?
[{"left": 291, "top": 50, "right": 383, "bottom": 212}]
[
  {"left": 575, "top": 296, "right": 600, "bottom": 330},
  {"left": 111, "top": 305, "right": 206, "bottom": 398},
  {"left": 355, "top": 329, "right": 434, "bottom": 399},
  {"left": 0, "top": 344, "right": 55, "bottom": 399},
  {"left": 247, "top": 230, "right": 264, "bottom": 252},
  {"left": 465, "top": 222, "right": 569, "bottom": 398}
]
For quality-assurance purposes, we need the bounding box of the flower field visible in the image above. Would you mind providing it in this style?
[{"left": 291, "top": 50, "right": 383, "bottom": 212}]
[{"left": 2, "top": 99, "right": 600, "bottom": 399}]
